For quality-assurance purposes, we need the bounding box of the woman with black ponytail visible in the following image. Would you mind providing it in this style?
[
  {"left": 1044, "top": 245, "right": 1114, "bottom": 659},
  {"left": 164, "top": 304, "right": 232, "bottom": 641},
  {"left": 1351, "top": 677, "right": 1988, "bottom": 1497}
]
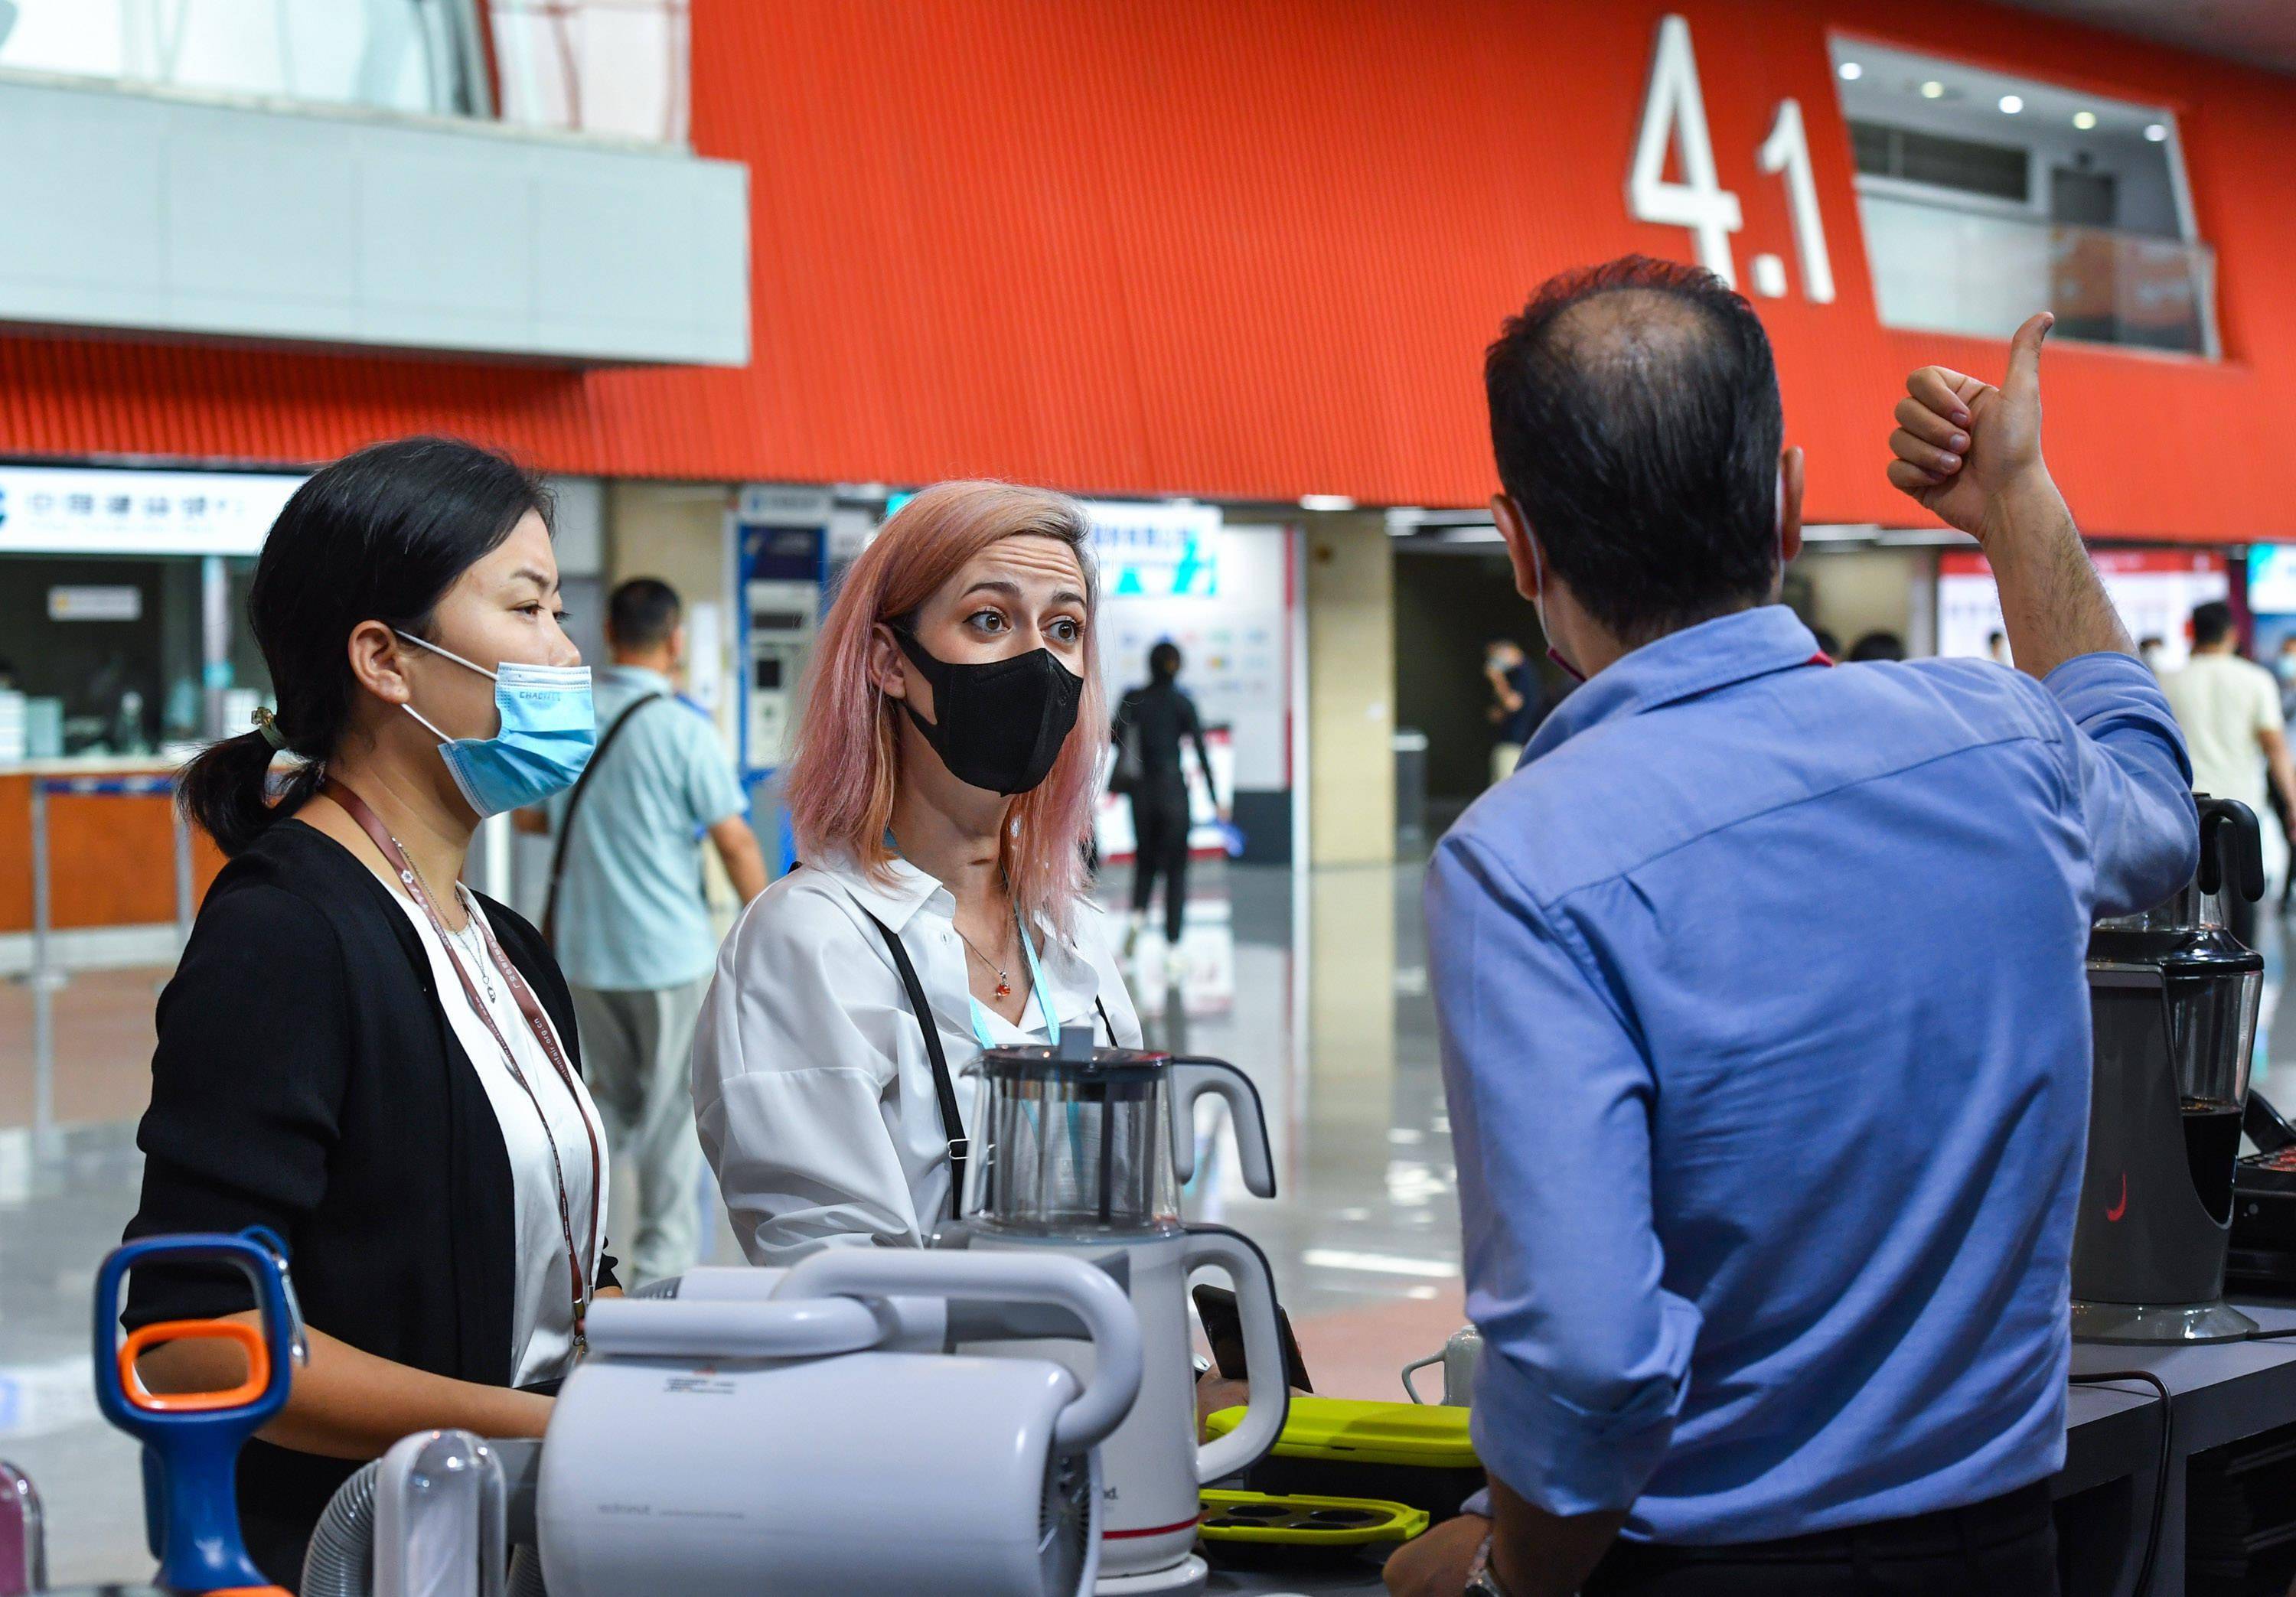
[{"left": 124, "top": 437, "right": 618, "bottom": 1589}]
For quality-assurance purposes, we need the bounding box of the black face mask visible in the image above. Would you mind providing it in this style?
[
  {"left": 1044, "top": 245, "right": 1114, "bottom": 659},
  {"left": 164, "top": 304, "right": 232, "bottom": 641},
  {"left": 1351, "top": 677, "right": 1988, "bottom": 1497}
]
[{"left": 893, "top": 630, "right": 1084, "bottom": 796}]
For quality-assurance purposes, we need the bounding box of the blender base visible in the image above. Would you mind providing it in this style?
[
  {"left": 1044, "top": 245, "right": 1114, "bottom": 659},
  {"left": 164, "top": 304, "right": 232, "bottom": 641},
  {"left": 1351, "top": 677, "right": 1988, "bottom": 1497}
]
[
  {"left": 2072, "top": 1298, "right": 2259, "bottom": 1344},
  {"left": 1096, "top": 1553, "right": 1210, "bottom": 1595}
]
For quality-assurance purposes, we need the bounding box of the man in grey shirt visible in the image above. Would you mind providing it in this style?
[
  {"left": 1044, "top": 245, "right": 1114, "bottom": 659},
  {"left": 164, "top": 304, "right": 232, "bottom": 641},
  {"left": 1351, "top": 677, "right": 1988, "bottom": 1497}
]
[{"left": 519, "top": 578, "right": 768, "bottom": 1282}]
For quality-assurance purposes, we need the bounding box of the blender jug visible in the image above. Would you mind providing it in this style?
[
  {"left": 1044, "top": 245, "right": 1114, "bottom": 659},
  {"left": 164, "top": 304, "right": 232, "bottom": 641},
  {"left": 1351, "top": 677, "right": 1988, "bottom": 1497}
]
[
  {"left": 2073, "top": 797, "right": 2266, "bottom": 1343},
  {"left": 963, "top": 1028, "right": 1287, "bottom": 1594}
]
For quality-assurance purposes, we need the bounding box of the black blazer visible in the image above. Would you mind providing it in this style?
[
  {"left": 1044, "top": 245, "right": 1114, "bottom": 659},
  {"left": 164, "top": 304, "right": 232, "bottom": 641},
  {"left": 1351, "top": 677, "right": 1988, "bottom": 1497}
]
[{"left": 122, "top": 818, "right": 617, "bottom": 1589}]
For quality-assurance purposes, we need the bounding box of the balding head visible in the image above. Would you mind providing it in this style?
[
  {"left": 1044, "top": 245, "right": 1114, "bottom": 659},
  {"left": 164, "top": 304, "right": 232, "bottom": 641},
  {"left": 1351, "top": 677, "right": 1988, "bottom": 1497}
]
[{"left": 1486, "top": 256, "right": 1787, "bottom": 644}]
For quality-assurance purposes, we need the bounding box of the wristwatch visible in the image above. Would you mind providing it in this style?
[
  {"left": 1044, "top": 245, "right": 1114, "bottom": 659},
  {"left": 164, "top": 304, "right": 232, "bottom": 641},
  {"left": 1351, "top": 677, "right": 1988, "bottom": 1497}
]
[{"left": 1463, "top": 1532, "right": 1513, "bottom": 1597}]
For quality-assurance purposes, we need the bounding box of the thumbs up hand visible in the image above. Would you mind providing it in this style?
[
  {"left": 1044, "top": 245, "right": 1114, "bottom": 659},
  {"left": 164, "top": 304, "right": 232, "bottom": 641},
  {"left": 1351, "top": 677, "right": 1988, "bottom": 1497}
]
[{"left": 1887, "top": 311, "right": 2055, "bottom": 545}]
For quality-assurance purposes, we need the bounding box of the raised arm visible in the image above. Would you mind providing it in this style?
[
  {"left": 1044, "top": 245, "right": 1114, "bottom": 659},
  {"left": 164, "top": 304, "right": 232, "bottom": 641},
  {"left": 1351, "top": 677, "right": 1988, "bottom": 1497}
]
[{"left": 1887, "top": 311, "right": 2131, "bottom": 680}]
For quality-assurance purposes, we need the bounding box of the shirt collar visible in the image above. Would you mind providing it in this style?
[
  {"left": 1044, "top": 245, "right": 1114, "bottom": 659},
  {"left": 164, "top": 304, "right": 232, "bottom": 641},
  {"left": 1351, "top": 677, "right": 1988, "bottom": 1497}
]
[
  {"left": 804, "top": 850, "right": 947, "bottom": 933},
  {"left": 1523, "top": 605, "right": 1823, "bottom": 763},
  {"left": 807, "top": 849, "right": 1104, "bottom": 1031},
  {"left": 603, "top": 663, "right": 676, "bottom": 695}
]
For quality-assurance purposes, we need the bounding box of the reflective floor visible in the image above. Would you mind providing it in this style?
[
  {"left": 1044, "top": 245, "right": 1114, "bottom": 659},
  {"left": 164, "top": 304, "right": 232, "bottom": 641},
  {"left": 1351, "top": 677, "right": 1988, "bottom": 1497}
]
[
  {"left": 0, "top": 857, "right": 1468, "bottom": 1584},
  {"left": 16, "top": 853, "right": 2296, "bottom": 1584}
]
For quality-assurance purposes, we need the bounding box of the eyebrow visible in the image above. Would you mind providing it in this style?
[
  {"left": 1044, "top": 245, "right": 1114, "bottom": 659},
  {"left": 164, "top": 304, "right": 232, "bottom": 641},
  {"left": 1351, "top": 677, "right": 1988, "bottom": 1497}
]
[{"left": 962, "top": 579, "right": 1088, "bottom": 608}]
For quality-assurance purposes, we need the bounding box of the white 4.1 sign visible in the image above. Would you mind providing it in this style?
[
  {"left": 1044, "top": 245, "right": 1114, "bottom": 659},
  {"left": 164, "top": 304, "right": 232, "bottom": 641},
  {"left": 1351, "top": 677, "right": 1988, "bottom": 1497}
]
[{"left": 1629, "top": 14, "right": 1835, "bottom": 303}]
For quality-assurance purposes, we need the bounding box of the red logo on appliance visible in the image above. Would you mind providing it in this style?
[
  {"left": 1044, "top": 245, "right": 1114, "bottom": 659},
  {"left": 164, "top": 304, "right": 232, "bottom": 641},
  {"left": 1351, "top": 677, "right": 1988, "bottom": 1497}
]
[{"left": 2105, "top": 1174, "right": 2128, "bottom": 1224}]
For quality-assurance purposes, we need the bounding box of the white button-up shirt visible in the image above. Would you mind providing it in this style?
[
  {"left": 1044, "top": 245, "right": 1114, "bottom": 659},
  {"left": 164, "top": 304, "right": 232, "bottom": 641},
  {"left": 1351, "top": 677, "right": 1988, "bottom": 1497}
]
[{"left": 691, "top": 852, "right": 1143, "bottom": 1265}]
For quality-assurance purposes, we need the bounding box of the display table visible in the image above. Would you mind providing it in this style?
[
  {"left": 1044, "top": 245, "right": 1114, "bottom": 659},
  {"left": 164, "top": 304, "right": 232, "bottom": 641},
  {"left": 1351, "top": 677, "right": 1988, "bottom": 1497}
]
[{"left": 1219, "top": 1299, "right": 2296, "bottom": 1597}]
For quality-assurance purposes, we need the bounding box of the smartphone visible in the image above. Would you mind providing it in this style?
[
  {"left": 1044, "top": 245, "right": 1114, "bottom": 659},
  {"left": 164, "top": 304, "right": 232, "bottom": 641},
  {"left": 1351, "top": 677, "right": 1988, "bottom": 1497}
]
[{"left": 1192, "top": 1284, "right": 1313, "bottom": 1393}]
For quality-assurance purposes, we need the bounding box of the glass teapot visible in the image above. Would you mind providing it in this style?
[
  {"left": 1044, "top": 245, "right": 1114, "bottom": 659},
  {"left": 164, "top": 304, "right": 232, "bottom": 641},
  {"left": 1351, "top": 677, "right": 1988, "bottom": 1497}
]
[{"left": 969, "top": 1025, "right": 1276, "bottom": 1236}]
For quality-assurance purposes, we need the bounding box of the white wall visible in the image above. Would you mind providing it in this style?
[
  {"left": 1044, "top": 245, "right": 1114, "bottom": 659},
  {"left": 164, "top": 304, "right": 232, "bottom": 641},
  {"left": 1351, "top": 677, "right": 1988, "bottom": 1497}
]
[{"left": 0, "top": 72, "right": 748, "bottom": 365}]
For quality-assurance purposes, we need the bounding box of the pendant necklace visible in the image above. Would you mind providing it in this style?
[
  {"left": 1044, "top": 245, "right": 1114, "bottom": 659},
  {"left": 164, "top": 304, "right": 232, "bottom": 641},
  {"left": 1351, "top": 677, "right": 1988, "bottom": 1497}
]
[{"left": 953, "top": 924, "right": 1014, "bottom": 999}]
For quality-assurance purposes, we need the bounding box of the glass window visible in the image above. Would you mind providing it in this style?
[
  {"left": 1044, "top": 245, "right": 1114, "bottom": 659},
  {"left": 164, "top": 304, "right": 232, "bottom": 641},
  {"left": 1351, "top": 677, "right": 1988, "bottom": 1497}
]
[
  {"left": 0, "top": 2, "right": 690, "bottom": 144},
  {"left": 484, "top": 0, "right": 690, "bottom": 144},
  {"left": 0, "top": 1, "right": 491, "bottom": 119},
  {"left": 1830, "top": 36, "right": 2215, "bottom": 357},
  {"left": 0, "top": 555, "right": 204, "bottom": 758}
]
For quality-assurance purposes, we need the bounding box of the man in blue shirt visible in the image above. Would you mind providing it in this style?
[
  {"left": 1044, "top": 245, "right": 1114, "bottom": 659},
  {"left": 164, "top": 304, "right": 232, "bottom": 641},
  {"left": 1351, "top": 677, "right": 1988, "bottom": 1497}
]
[
  {"left": 518, "top": 579, "right": 768, "bottom": 1283},
  {"left": 1388, "top": 259, "right": 2195, "bottom": 1597}
]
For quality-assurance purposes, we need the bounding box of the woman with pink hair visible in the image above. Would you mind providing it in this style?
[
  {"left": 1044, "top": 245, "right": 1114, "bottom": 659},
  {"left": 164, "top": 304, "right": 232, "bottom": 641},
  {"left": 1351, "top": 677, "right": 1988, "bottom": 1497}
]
[{"left": 692, "top": 481, "right": 1143, "bottom": 1264}]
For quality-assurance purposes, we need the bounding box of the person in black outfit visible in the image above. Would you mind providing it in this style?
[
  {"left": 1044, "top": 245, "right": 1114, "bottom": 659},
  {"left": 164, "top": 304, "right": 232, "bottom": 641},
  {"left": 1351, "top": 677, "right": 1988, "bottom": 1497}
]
[
  {"left": 1484, "top": 638, "right": 1547, "bottom": 784},
  {"left": 125, "top": 438, "right": 618, "bottom": 1589},
  {"left": 1114, "top": 641, "right": 1220, "bottom": 962}
]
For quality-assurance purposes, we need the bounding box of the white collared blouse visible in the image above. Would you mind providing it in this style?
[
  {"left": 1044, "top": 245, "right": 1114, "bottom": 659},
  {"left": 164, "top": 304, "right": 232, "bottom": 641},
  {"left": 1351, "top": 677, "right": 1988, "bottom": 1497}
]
[{"left": 690, "top": 852, "right": 1144, "bottom": 1266}]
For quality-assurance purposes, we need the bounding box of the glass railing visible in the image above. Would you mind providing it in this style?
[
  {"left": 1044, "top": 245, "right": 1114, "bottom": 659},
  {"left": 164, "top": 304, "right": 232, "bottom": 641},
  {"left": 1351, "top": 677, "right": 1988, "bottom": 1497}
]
[
  {"left": 0, "top": 0, "right": 688, "bottom": 145},
  {"left": 1856, "top": 190, "right": 2216, "bottom": 357}
]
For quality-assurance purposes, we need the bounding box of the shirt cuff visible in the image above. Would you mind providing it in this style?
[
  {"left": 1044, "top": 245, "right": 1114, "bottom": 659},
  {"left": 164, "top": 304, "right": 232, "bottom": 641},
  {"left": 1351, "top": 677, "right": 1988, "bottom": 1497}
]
[{"left": 1466, "top": 1336, "right": 1689, "bottom": 1518}]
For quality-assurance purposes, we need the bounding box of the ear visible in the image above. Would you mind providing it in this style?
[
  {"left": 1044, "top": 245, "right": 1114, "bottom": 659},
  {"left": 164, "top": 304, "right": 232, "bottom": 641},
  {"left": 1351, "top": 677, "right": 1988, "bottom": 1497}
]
[
  {"left": 1491, "top": 493, "right": 1542, "bottom": 604},
  {"left": 869, "top": 622, "right": 915, "bottom": 705},
  {"left": 1777, "top": 446, "right": 1805, "bottom": 568},
  {"left": 347, "top": 620, "right": 414, "bottom": 708}
]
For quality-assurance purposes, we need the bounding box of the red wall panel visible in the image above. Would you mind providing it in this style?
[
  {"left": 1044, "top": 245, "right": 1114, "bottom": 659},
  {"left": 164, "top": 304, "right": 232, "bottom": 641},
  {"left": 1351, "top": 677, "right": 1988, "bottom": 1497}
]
[{"left": 0, "top": 0, "right": 2291, "bottom": 542}]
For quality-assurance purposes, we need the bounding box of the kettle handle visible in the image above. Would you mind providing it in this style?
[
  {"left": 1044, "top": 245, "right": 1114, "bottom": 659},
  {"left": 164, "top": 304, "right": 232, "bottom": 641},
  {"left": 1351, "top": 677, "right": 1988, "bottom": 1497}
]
[
  {"left": 2197, "top": 797, "right": 2266, "bottom": 904},
  {"left": 1167, "top": 1058, "right": 1277, "bottom": 1198},
  {"left": 1184, "top": 1225, "right": 1290, "bottom": 1483},
  {"left": 1400, "top": 1353, "right": 1442, "bottom": 1405}
]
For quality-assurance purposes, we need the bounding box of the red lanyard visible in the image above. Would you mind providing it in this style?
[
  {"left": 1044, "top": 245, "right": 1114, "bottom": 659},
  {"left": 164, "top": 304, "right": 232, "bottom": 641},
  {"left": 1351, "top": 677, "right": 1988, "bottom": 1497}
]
[{"left": 325, "top": 780, "right": 601, "bottom": 1354}]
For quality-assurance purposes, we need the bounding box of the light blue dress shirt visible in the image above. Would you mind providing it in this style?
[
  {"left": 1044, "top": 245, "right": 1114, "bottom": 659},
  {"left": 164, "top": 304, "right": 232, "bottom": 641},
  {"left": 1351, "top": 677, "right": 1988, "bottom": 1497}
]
[
  {"left": 548, "top": 665, "right": 748, "bottom": 992},
  {"left": 1427, "top": 605, "right": 2197, "bottom": 1544}
]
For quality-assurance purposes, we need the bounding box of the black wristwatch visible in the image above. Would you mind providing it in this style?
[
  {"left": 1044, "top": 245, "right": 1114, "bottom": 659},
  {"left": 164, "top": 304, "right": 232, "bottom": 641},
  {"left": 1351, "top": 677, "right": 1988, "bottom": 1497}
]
[{"left": 1463, "top": 1532, "right": 1512, "bottom": 1597}]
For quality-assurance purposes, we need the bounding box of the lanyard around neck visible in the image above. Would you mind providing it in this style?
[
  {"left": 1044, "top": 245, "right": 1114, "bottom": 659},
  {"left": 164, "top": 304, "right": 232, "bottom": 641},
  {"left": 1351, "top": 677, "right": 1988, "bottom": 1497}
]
[{"left": 325, "top": 778, "right": 600, "bottom": 1351}]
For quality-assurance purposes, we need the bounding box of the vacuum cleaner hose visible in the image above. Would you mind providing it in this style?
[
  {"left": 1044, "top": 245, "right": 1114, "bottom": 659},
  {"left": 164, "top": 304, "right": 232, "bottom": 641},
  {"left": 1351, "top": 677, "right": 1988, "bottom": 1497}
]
[
  {"left": 508, "top": 1544, "right": 548, "bottom": 1595},
  {"left": 301, "top": 1458, "right": 383, "bottom": 1597}
]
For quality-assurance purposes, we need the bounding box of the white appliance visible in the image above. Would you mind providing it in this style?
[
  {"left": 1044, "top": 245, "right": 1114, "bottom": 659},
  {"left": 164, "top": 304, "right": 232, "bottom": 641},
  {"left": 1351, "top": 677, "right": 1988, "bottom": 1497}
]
[
  {"left": 958, "top": 1028, "right": 1289, "bottom": 1596},
  {"left": 313, "top": 1248, "right": 1141, "bottom": 1597}
]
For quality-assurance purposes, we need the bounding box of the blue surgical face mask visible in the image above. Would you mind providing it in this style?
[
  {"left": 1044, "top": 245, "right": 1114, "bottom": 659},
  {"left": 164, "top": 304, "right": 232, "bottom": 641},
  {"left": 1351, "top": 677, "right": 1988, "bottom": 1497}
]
[{"left": 395, "top": 631, "right": 595, "bottom": 818}]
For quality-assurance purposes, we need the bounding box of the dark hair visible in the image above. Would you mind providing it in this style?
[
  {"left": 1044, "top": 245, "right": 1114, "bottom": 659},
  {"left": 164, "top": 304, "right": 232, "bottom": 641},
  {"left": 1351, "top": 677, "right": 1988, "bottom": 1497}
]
[
  {"left": 1848, "top": 631, "right": 1907, "bottom": 663},
  {"left": 1812, "top": 627, "right": 1841, "bottom": 660},
  {"left": 1148, "top": 641, "right": 1182, "bottom": 680},
  {"left": 608, "top": 578, "right": 683, "bottom": 650},
  {"left": 1486, "top": 256, "right": 1785, "bottom": 644},
  {"left": 2192, "top": 601, "right": 2235, "bottom": 647},
  {"left": 178, "top": 438, "right": 553, "bottom": 855}
]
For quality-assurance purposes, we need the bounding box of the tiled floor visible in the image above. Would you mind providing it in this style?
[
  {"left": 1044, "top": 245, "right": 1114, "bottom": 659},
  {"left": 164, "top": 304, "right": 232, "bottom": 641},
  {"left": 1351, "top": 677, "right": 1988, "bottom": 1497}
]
[
  {"left": 0, "top": 859, "right": 1469, "bottom": 1584},
  {"left": 18, "top": 856, "right": 2291, "bottom": 1586}
]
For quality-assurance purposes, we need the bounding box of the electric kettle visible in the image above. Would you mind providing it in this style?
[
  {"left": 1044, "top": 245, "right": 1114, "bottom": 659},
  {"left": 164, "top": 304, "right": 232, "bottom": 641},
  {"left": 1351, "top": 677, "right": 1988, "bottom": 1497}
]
[{"left": 956, "top": 1025, "right": 1288, "bottom": 1596}]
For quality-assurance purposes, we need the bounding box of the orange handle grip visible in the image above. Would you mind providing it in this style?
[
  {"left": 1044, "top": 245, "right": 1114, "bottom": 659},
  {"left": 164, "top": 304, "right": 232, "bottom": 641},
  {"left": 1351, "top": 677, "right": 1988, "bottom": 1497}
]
[{"left": 118, "top": 1318, "right": 272, "bottom": 1413}]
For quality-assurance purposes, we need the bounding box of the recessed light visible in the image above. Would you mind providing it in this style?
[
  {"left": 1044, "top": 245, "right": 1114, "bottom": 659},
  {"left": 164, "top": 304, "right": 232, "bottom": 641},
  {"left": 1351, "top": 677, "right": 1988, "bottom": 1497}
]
[
  {"left": 1299, "top": 494, "right": 1355, "bottom": 513},
  {"left": 1838, "top": 60, "right": 1864, "bottom": 81},
  {"left": 1998, "top": 94, "right": 2024, "bottom": 115},
  {"left": 1920, "top": 80, "right": 1945, "bottom": 99},
  {"left": 2145, "top": 122, "right": 2169, "bottom": 142},
  {"left": 2073, "top": 109, "right": 2098, "bottom": 130}
]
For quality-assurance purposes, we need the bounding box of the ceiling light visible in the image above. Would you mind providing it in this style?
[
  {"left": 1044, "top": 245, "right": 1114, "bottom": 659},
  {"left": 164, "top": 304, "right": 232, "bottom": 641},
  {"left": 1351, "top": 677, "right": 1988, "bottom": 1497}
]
[
  {"left": 1299, "top": 494, "right": 1355, "bottom": 513},
  {"left": 2073, "top": 109, "right": 2098, "bottom": 129},
  {"left": 1919, "top": 80, "right": 1945, "bottom": 99},
  {"left": 1998, "top": 94, "right": 2024, "bottom": 114},
  {"left": 1838, "top": 60, "right": 1863, "bottom": 81},
  {"left": 2145, "top": 122, "right": 2170, "bottom": 142}
]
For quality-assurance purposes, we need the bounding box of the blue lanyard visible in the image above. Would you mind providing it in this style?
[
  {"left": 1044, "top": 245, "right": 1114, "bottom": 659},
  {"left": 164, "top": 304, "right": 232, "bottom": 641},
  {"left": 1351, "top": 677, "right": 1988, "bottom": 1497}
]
[{"left": 968, "top": 904, "right": 1060, "bottom": 1048}]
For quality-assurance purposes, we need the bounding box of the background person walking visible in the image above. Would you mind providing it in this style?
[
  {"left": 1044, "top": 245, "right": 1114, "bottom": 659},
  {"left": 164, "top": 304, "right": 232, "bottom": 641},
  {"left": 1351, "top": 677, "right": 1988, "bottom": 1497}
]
[
  {"left": 1114, "top": 640, "right": 1221, "bottom": 971},
  {"left": 519, "top": 577, "right": 767, "bottom": 1283}
]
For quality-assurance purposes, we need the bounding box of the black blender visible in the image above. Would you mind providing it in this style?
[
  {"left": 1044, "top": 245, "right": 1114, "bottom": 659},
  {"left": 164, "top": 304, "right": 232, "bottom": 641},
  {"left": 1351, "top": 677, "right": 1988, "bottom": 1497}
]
[{"left": 2073, "top": 796, "right": 2265, "bottom": 1344}]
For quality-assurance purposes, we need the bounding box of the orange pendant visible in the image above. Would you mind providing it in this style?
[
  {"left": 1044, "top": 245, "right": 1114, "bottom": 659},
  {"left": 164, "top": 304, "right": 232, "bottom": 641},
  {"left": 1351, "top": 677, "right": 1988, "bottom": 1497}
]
[{"left": 996, "top": 980, "right": 1013, "bottom": 999}]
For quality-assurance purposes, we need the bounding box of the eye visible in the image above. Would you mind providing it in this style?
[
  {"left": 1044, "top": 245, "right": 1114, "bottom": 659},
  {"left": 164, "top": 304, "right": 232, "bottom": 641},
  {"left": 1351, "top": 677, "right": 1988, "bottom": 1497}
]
[
  {"left": 1047, "top": 617, "right": 1083, "bottom": 646},
  {"left": 967, "top": 608, "right": 1010, "bottom": 634}
]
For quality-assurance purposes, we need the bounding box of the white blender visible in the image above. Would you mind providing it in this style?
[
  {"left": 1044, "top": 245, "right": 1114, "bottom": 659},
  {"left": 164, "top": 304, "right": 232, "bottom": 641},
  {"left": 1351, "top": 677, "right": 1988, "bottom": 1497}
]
[{"left": 953, "top": 1025, "right": 1290, "bottom": 1597}]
